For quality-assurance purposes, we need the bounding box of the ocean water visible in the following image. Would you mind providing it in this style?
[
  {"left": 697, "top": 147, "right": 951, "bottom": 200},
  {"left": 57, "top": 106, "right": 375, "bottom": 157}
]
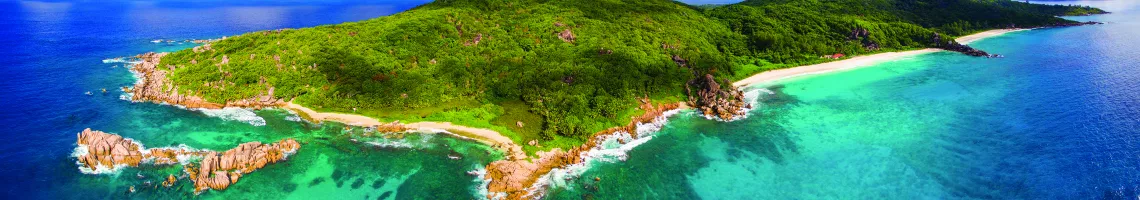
[
  {"left": 549, "top": 1, "right": 1140, "bottom": 200},
  {"left": 0, "top": 1, "right": 509, "bottom": 199},
  {"left": 5, "top": 0, "right": 1140, "bottom": 199}
]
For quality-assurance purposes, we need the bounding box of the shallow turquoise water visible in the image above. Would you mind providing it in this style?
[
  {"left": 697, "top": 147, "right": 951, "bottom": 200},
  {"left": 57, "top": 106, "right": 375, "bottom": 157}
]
[
  {"left": 0, "top": 1, "right": 508, "bottom": 199},
  {"left": 549, "top": 2, "right": 1140, "bottom": 199}
]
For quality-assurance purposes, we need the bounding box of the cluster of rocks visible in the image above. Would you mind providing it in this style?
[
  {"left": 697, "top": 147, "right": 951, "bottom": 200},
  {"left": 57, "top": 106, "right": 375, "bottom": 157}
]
[
  {"left": 1040, "top": 21, "right": 1104, "bottom": 28},
  {"left": 934, "top": 37, "right": 996, "bottom": 57},
  {"left": 126, "top": 52, "right": 286, "bottom": 109},
  {"left": 849, "top": 27, "right": 880, "bottom": 51},
  {"left": 554, "top": 21, "right": 576, "bottom": 43},
  {"left": 685, "top": 74, "right": 750, "bottom": 120},
  {"left": 484, "top": 101, "right": 680, "bottom": 199},
  {"left": 76, "top": 128, "right": 146, "bottom": 170},
  {"left": 184, "top": 139, "right": 300, "bottom": 192},
  {"left": 75, "top": 128, "right": 300, "bottom": 194}
]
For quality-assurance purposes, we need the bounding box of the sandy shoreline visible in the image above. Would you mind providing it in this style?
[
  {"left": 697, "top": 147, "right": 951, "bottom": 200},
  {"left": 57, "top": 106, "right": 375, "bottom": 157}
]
[
  {"left": 281, "top": 102, "right": 524, "bottom": 158},
  {"left": 733, "top": 28, "right": 1026, "bottom": 88}
]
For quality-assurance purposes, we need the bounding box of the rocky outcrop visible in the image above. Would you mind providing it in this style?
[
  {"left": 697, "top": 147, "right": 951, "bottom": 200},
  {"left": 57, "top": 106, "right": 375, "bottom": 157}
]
[
  {"left": 685, "top": 74, "right": 749, "bottom": 120},
  {"left": 849, "top": 27, "right": 880, "bottom": 51},
  {"left": 74, "top": 129, "right": 300, "bottom": 194},
  {"left": 76, "top": 129, "right": 146, "bottom": 171},
  {"left": 485, "top": 101, "right": 680, "bottom": 199},
  {"left": 557, "top": 29, "right": 576, "bottom": 43},
  {"left": 935, "top": 37, "right": 996, "bottom": 57},
  {"left": 185, "top": 139, "right": 300, "bottom": 192},
  {"left": 126, "top": 52, "right": 286, "bottom": 110}
]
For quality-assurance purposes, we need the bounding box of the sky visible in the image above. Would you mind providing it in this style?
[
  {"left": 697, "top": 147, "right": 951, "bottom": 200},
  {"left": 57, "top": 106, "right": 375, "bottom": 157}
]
[{"left": 3, "top": 0, "right": 747, "bottom": 6}]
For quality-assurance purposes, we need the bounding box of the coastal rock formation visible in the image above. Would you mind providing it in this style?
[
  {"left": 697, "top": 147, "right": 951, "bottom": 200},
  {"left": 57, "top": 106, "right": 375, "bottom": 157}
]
[
  {"left": 73, "top": 128, "right": 300, "bottom": 194},
  {"left": 75, "top": 129, "right": 145, "bottom": 171},
  {"left": 485, "top": 101, "right": 680, "bottom": 199},
  {"left": 185, "top": 139, "right": 300, "bottom": 192},
  {"left": 685, "top": 74, "right": 749, "bottom": 120},
  {"left": 126, "top": 52, "right": 286, "bottom": 109},
  {"left": 936, "top": 38, "right": 996, "bottom": 57}
]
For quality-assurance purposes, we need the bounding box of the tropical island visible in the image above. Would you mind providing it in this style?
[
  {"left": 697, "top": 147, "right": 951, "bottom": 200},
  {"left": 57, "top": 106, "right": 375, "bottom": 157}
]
[{"left": 85, "top": 0, "right": 1105, "bottom": 199}]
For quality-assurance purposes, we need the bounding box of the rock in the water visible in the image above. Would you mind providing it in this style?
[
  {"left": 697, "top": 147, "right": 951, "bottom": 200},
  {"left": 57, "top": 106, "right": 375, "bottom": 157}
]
[
  {"left": 75, "top": 128, "right": 144, "bottom": 173},
  {"left": 73, "top": 129, "right": 300, "bottom": 194}
]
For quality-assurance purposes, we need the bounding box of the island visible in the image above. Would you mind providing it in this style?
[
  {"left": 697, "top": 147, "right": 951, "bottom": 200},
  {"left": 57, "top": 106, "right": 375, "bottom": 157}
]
[{"left": 80, "top": 0, "right": 1106, "bottom": 198}]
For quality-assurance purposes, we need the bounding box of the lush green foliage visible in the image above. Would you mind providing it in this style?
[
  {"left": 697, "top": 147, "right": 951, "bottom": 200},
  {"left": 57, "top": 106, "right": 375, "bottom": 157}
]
[{"left": 156, "top": 0, "right": 1103, "bottom": 150}]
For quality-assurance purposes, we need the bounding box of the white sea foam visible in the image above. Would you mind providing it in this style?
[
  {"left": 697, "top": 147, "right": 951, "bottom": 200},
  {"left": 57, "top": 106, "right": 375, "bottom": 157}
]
[
  {"left": 102, "top": 57, "right": 127, "bottom": 64},
  {"left": 523, "top": 109, "right": 683, "bottom": 198},
  {"left": 195, "top": 107, "right": 267, "bottom": 126},
  {"left": 103, "top": 57, "right": 141, "bottom": 65},
  {"left": 284, "top": 115, "right": 302, "bottom": 122},
  {"left": 72, "top": 144, "right": 129, "bottom": 175},
  {"left": 364, "top": 140, "right": 414, "bottom": 149},
  {"left": 146, "top": 144, "right": 209, "bottom": 165}
]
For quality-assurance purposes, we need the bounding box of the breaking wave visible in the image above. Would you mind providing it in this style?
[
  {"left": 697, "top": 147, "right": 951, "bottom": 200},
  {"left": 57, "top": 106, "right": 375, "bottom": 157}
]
[
  {"left": 524, "top": 109, "right": 683, "bottom": 198},
  {"left": 195, "top": 107, "right": 267, "bottom": 126}
]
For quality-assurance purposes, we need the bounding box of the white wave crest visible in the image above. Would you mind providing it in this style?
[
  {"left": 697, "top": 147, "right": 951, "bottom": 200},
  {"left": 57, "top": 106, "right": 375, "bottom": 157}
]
[
  {"left": 102, "top": 57, "right": 127, "bottom": 64},
  {"left": 72, "top": 144, "right": 128, "bottom": 175},
  {"left": 195, "top": 107, "right": 267, "bottom": 126},
  {"left": 285, "top": 115, "right": 302, "bottom": 122},
  {"left": 524, "top": 109, "right": 683, "bottom": 198},
  {"left": 146, "top": 144, "right": 210, "bottom": 165},
  {"left": 364, "top": 140, "right": 414, "bottom": 149}
]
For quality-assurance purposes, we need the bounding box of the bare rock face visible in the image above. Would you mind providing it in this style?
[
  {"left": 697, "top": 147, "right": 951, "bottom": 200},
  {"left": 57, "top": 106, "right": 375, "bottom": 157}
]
[
  {"left": 186, "top": 138, "right": 299, "bottom": 192},
  {"left": 127, "top": 52, "right": 286, "bottom": 109},
  {"left": 74, "top": 129, "right": 300, "bottom": 194},
  {"left": 685, "top": 74, "right": 749, "bottom": 120},
  {"left": 75, "top": 128, "right": 145, "bottom": 171},
  {"left": 557, "top": 29, "right": 576, "bottom": 43}
]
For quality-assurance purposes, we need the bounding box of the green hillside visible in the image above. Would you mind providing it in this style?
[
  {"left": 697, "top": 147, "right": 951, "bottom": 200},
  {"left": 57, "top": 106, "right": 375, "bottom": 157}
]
[{"left": 154, "top": 0, "right": 1104, "bottom": 153}]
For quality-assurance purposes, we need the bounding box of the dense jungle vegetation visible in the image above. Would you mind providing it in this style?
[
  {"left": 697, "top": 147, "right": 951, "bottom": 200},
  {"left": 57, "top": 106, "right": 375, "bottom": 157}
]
[{"left": 155, "top": 0, "right": 1105, "bottom": 153}]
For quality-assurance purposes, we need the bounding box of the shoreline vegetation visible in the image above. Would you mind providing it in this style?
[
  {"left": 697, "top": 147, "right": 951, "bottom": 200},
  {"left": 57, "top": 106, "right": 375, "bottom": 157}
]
[
  {"left": 84, "top": 0, "right": 1109, "bottom": 198},
  {"left": 120, "top": 26, "right": 1054, "bottom": 199}
]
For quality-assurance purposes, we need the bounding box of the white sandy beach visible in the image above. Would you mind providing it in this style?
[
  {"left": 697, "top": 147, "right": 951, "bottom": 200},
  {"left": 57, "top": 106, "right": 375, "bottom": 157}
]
[
  {"left": 733, "top": 29, "right": 1025, "bottom": 87},
  {"left": 283, "top": 102, "right": 524, "bottom": 158}
]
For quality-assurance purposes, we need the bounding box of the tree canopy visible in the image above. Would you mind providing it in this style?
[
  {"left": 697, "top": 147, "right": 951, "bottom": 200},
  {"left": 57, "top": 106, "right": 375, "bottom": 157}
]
[{"left": 155, "top": 0, "right": 1104, "bottom": 152}]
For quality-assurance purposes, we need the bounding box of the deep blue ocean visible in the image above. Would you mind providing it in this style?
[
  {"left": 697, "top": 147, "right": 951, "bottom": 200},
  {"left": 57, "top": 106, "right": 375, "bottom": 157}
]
[{"left": 3, "top": 0, "right": 1140, "bottom": 199}]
